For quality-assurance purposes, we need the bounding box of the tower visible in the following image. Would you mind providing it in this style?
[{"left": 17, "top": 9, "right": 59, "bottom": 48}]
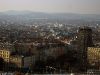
[{"left": 77, "top": 26, "right": 93, "bottom": 71}]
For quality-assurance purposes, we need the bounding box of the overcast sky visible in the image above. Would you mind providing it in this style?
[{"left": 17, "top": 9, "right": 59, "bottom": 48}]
[{"left": 0, "top": 0, "right": 100, "bottom": 14}]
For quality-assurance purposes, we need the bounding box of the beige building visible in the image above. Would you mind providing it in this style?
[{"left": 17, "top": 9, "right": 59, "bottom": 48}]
[
  {"left": 0, "top": 49, "right": 12, "bottom": 62},
  {"left": 87, "top": 47, "right": 100, "bottom": 66}
]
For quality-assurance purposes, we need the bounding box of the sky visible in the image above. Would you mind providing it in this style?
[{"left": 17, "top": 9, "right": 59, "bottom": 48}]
[{"left": 0, "top": 0, "right": 100, "bottom": 14}]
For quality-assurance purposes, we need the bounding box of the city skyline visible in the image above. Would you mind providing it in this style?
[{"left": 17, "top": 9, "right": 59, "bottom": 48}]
[{"left": 0, "top": 0, "right": 100, "bottom": 14}]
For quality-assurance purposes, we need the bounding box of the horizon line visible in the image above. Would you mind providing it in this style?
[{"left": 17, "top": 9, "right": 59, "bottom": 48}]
[{"left": 0, "top": 10, "right": 100, "bottom": 15}]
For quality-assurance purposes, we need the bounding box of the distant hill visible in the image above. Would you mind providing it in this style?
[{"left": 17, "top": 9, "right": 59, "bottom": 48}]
[
  {"left": 0, "top": 10, "right": 100, "bottom": 26},
  {"left": 0, "top": 10, "right": 100, "bottom": 20}
]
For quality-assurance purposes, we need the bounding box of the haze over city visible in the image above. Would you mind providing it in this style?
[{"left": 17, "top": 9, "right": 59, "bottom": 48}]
[
  {"left": 0, "top": 0, "right": 100, "bottom": 14},
  {"left": 0, "top": 0, "right": 100, "bottom": 74}
]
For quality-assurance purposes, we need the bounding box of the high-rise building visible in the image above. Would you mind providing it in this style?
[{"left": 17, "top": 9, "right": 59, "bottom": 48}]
[
  {"left": 77, "top": 27, "right": 93, "bottom": 48},
  {"left": 77, "top": 26, "right": 93, "bottom": 71}
]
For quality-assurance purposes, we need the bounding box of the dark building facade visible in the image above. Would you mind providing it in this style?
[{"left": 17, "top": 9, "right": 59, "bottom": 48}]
[{"left": 77, "top": 27, "right": 93, "bottom": 71}]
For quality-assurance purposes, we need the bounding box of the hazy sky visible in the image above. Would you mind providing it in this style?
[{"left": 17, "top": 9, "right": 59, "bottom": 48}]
[{"left": 0, "top": 0, "right": 100, "bottom": 14}]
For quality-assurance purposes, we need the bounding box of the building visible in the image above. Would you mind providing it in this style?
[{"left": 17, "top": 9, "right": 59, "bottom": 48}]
[
  {"left": 88, "top": 47, "right": 100, "bottom": 69},
  {"left": 0, "top": 49, "right": 13, "bottom": 62},
  {"left": 0, "top": 48, "right": 35, "bottom": 70},
  {"left": 9, "top": 55, "right": 34, "bottom": 69},
  {"left": 77, "top": 27, "right": 93, "bottom": 70},
  {"left": 77, "top": 26, "right": 93, "bottom": 50},
  {"left": 36, "top": 44, "right": 66, "bottom": 61}
]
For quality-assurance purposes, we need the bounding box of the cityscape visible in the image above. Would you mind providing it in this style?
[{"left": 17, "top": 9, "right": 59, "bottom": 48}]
[{"left": 0, "top": 0, "right": 100, "bottom": 75}]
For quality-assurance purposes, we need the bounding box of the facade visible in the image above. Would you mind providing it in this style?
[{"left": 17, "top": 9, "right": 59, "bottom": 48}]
[
  {"left": 77, "top": 27, "right": 93, "bottom": 50},
  {"left": 10, "top": 55, "right": 33, "bottom": 68},
  {"left": 44, "top": 46, "right": 65, "bottom": 58},
  {"left": 77, "top": 27, "right": 93, "bottom": 70},
  {"left": 38, "top": 45, "right": 66, "bottom": 61},
  {"left": 0, "top": 49, "right": 11, "bottom": 62},
  {"left": 0, "top": 49, "right": 34, "bottom": 69},
  {"left": 88, "top": 47, "right": 100, "bottom": 68}
]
